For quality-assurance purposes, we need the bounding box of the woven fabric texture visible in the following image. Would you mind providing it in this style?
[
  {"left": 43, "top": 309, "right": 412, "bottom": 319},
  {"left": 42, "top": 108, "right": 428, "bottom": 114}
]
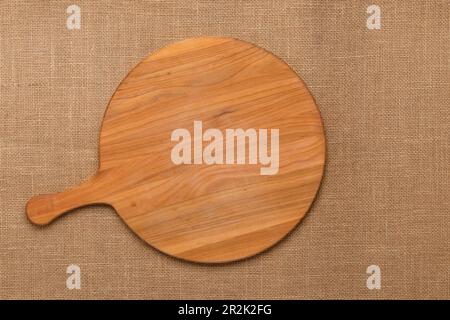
[{"left": 0, "top": 0, "right": 449, "bottom": 299}]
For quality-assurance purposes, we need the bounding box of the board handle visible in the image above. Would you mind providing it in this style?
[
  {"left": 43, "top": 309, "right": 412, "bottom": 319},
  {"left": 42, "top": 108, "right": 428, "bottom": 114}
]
[{"left": 26, "top": 175, "right": 106, "bottom": 225}]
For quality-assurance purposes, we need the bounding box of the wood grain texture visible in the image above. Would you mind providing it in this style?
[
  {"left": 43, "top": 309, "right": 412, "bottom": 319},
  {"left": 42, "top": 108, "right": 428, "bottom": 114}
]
[{"left": 26, "top": 37, "right": 326, "bottom": 263}]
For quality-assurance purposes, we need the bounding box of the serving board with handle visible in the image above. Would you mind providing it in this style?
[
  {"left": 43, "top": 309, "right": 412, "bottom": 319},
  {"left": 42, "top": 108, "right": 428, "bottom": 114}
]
[{"left": 26, "top": 37, "right": 325, "bottom": 263}]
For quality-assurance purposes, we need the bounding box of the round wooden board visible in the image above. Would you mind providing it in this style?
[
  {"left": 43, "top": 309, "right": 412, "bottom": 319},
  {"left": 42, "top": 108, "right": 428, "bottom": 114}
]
[{"left": 26, "top": 37, "right": 326, "bottom": 263}]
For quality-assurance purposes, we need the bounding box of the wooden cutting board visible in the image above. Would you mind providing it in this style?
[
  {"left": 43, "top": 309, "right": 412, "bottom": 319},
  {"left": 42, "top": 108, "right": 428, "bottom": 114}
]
[{"left": 26, "top": 37, "right": 326, "bottom": 263}]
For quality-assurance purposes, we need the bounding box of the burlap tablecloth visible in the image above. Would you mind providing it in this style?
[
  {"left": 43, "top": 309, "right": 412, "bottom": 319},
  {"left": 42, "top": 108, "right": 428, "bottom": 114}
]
[{"left": 0, "top": 0, "right": 449, "bottom": 299}]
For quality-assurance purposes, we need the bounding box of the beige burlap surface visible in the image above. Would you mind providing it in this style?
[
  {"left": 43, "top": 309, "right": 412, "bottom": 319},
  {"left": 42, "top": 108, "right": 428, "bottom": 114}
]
[{"left": 0, "top": 0, "right": 449, "bottom": 299}]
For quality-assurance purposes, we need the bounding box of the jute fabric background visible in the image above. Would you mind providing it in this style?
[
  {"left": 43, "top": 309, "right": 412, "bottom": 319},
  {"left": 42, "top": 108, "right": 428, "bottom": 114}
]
[{"left": 0, "top": 0, "right": 449, "bottom": 299}]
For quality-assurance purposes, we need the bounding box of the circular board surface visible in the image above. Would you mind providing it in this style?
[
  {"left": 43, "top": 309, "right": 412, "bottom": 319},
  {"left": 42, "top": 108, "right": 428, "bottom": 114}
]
[{"left": 27, "top": 37, "right": 326, "bottom": 263}]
